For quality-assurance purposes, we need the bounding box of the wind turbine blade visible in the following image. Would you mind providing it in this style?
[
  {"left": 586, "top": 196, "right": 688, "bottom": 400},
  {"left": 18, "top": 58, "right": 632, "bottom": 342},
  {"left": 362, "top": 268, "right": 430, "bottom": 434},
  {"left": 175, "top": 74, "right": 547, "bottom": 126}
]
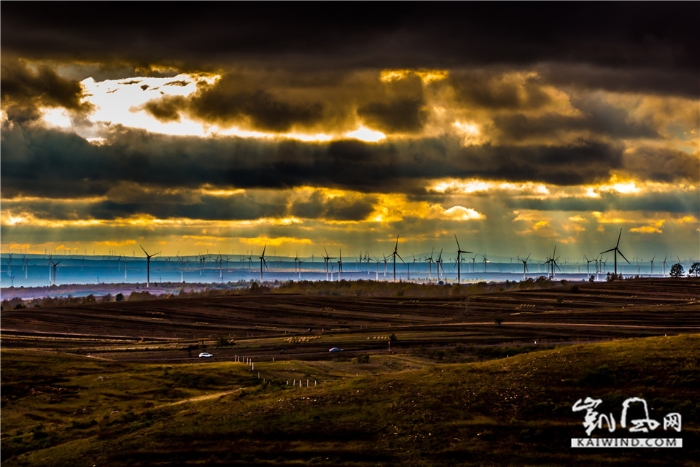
[
  {"left": 454, "top": 234, "right": 461, "bottom": 250},
  {"left": 616, "top": 228, "right": 622, "bottom": 248},
  {"left": 262, "top": 245, "right": 266, "bottom": 257},
  {"left": 397, "top": 253, "right": 405, "bottom": 263},
  {"left": 618, "top": 249, "right": 631, "bottom": 264},
  {"left": 600, "top": 247, "right": 615, "bottom": 254},
  {"left": 140, "top": 245, "right": 148, "bottom": 255}
]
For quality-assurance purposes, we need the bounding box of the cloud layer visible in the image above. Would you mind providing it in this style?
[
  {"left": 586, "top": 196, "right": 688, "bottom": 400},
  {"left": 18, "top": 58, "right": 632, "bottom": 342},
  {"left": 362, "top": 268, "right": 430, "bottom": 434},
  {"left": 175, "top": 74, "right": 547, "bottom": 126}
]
[{"left": 1, "top": 3, "right": 698, "bottom": 258}]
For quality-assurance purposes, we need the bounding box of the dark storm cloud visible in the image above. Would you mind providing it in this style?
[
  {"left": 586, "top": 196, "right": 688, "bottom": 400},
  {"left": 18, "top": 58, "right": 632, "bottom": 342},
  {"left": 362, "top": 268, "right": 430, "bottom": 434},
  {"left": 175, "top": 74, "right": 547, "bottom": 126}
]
[
  {"left": 503, "top": 190, "right": 699, "bottom": 214},
  {"left": 191, "top": 89, "right": 325, "bottom": 133},
  {"left": 142, "top": 70, "right": 429, "bottom": 133},
  {"left": 357, "top": 99, "right": 427, "bottom": 133},
  {"left": 290, "top": 191, "right": 376, "bottom": 221},
  {"left": 1, "top": 57, "right": 92, "bottom": 122},
  {"left": 3, "top": 3, "right": 697, "bottom": 93},
  {"left": 88, "top": 195, "right": 287, "bottom": 221},
  {"left": 494, "top": 95, "right": 659, "bottom": 141},
  {"left": 537, "top": 64, "right": 700, "bottom": 99},
  {"left": 3, "top": 121, "right": 633, "bottom": 200},
  {"left": 449, "top": 71, "right": 552, "bottom": 110},
  {"left": 142, "top": 74, "right": 327, "bottom": 132},
  {"left": 3, "top": 187, "right": 376, "bottom": 222},
  {"left": 621, "top": 147, "right": 700, "bottom": 183},
  {"left": 142, "top": 95, "right": 186, "bottom": 122}
]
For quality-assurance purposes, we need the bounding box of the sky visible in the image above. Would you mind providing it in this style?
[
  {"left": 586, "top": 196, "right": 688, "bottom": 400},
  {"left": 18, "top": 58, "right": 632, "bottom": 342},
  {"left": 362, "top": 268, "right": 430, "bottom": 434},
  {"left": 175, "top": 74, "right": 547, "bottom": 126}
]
[{"left": 1, "top": 3, "right": 698, "bottom": 263}]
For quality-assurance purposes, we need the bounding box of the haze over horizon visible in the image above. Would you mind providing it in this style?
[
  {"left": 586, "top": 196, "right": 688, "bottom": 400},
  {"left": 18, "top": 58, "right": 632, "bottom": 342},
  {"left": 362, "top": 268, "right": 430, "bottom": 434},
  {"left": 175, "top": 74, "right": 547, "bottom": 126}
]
[{"left": 2, "top": 4, "right": 698, "bottom": 262}]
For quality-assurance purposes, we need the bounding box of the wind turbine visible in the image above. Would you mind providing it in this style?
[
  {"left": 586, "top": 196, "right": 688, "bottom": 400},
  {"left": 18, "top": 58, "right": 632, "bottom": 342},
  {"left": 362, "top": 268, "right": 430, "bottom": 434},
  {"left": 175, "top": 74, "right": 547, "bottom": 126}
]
[
  {"left": 662, "top": 255, "right": 668, "bottom": 276},
  {"left": 374, "top": 256, "right": 381, "bottom": 281},
  {"left": 584, "top": 255, "right": 595, "bottom": 276},
  {"left": 599, "top": 229, "right": 630, "bottom": 277},
  {"left": 454, "top": 235, "right": 472, "bottom": 284},
  {"left": 382, "top": 254, "right": 388, "bottom": 277},
  {"left": 217, "top": 253, "right": 225, "bottom": 282},
  {"left": 323, "top": 248, "right": 334, "bottom": 281},
  {"left": 7, "top": 253, "right": 12, "bottom": 277},
  {"left": 387, "top": 235, "right": 405, "bottom": 282},
  {"left": 482, "top": 254, "right": 489, "bottom": 273},
  {"left": 436, "top": 249, "right": 444, "bottom": 282},
  {"left": 176, "top": 255, "right": 186, "bottom": 282},
  {"left": 49, "top": 258, "right": 61, "bottom": 286},
  {"left": 259, "top": 245, "right": 268, "bottom": 282},
  {"left": 517, "top": 254, "right": 531, "bottom": 281},
  {"left": 650, "top": 256, "right": 655, "bottom": 276},
  {"left": 140, "top": 245, "right": 159, "bottom": 288},
  {"left": 546, "top": 246, "right": 561, "bottom": 279},
  {"left": 337, "top": 250, "right": 343, "bottom": 281},
  {"left": 470, "top": 254, "right": 477, "bottom": 273},
  {"left": 426, "top": 247, "right": 435, "bottom": 281}
]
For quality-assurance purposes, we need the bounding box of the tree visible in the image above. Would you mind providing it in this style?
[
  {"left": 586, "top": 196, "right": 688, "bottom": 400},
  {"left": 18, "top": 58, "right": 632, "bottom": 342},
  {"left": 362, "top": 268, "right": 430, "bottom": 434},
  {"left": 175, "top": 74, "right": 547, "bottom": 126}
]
[
  {"left": 689, "top": 263, "right": 700, "bottom": 277},
  {"left": 669, "top": 263, "right": 685, "bottom": 278}
]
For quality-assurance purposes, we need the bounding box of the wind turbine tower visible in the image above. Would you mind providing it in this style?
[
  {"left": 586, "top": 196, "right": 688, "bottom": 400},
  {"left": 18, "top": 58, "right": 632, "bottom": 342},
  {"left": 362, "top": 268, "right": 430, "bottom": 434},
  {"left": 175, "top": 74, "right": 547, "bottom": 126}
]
[
  {"left": 140, "top": 245, "right": 159, "bottom": 288},
  {"left": 599, "top": 229, "right": 630, "bottom": 277},
  {"left": 436, "top": 249, "right": 444, "bottom": 282},
  {"left": 337, "top": 250, "right": 344, "bottom": 281},
  {"left": 323, "top": 248, "right": 334, "bottom": 281},
  {"left": 259, "top": 245, "right": 268, "bottom": 282},
  {"left": 388, "top": 235, "right": 405, "bottom": 282},
  {"left": 517, "top": 254, "right": 531, "bottom": 281},
  {"left": 454, "top": 235, "right": 472, "bottom": 284},
  {"left": 426, "top": 248, "right": 434, "bottom": 281}
]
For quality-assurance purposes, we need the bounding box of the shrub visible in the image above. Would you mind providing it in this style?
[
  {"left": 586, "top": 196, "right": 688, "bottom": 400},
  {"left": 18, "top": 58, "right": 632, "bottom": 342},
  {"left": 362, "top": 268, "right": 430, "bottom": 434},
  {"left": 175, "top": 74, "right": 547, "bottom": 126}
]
[
  {"left": 689, "top": 262, "right": 700, "bottom": 277},
  {"left": 670, "top": 263, "right": 685, "bottom": 278}
]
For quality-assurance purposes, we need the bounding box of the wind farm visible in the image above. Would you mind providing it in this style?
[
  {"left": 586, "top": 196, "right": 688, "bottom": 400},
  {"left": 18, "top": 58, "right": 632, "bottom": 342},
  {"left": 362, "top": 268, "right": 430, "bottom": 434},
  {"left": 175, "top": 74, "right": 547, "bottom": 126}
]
[{"left": 2, "top": 236, "right": 698, "bottom": 294}]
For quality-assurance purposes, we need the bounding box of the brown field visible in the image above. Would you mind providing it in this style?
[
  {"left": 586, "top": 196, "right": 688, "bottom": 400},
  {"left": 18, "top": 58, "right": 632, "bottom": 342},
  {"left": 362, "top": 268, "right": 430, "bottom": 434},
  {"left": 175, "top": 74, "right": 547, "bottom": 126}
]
[
  {"left": 2, "top": 278, "right": 699, "bottom": 363},
  {"left": 2, "top": 278, "right": 700, "bottom": 466}
]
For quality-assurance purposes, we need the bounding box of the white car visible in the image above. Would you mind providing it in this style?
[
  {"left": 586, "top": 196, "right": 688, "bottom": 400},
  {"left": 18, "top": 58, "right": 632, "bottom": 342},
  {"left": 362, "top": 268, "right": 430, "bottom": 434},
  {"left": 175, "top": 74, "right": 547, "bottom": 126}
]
[
  {"left": 329, "top": 347, "right": 343, "bottom": 353},
  {"left": 198, "top": 352, "right": 213, "bottom": 358}
]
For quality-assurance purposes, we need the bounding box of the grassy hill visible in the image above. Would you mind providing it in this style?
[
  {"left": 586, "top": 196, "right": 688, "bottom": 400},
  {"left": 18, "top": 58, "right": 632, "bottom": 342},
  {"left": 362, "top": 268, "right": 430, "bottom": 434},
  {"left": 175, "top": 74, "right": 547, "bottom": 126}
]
[{"left": 2, "top": 335, "right": 699, "bottom": 466}]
